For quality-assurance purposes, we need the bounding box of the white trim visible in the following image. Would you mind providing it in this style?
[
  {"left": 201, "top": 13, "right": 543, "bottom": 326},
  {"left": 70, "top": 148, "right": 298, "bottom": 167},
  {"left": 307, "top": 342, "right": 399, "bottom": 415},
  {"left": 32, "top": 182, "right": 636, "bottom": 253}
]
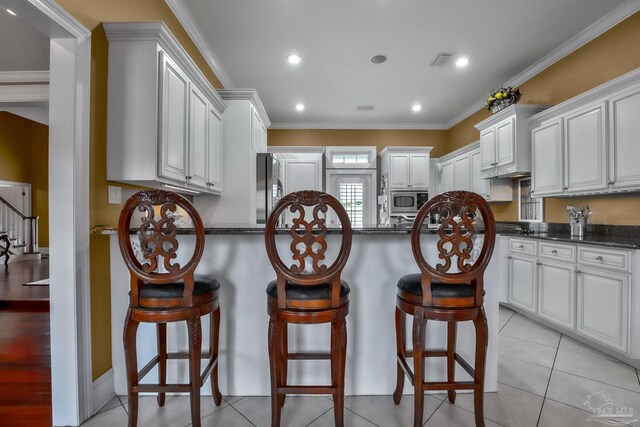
[
  {"left": 268, "top": 145, "right": 326, "bottom": 154},
  {"left": 0, "top": 70, "right": 49, "bottom": 83},
  {"left": 164, "top": 0, "right": 234, "bottom": 88},
  {"left": 91, "top": 369, "right": 115, "bottom": 416},
  {"left": 217, "top": 88, "right": 271, "bottom": 127},
  {"left": 445, "top": 0, "right": 640, "bottom": 129},
  {"left": 0, "top": 84, "right": 49, "bottom": 102},
  {"left": 437, "top": 141, "right": 480, "bottom": 163},
  {"left": 269, "top": 121, "right": 448, "bottom": 130}
]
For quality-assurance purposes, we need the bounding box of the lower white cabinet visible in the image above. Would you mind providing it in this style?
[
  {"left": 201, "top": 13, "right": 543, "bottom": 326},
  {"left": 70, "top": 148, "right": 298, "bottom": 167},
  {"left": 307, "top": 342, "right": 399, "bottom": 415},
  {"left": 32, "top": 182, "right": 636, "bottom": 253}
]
[
  {"left": 507, "top": 254, "right": 537, "bottom": 313},
  {"left": 576, "top": 268, "right": 629, "bottom": 352},
  {"left": 538, "top": 260, "right": 576, "bottom": 329}
]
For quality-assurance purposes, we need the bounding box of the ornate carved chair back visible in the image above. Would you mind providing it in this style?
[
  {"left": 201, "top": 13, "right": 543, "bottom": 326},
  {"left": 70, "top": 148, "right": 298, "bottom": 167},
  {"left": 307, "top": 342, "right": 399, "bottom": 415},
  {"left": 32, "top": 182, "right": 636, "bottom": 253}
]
[
  {"left": 118, "top": 189, "right": 205, "bottom": 307},
  {"left": 265, "top": 190, "right": 353, "bottom": 309},
  {"left": 411, "top": 191, "right": 496, "bottom": 307}
]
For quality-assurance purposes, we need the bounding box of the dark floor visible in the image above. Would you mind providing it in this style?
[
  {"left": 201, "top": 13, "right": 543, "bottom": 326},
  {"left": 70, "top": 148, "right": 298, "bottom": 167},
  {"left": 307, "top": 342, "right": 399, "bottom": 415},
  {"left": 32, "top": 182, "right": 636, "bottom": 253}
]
[{"left": 0, "top": 259, "right": 52, "bottom": 426}]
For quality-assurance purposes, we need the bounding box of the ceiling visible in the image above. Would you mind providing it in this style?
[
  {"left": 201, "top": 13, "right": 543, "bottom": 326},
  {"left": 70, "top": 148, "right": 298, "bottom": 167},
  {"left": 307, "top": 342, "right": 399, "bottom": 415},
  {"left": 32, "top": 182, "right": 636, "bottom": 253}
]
[
  {"left": 0, "top": 8, "right": 49, "bottom": 71},
  {"left": 179, "top": 1, "right": 628, "bottom": 128}
]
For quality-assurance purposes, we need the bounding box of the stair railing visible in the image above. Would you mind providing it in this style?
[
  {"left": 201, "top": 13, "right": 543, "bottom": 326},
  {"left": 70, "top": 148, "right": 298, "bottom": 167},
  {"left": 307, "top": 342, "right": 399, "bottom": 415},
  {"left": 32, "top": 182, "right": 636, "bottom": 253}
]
[{"left": 0, "top": 195, "right": 39, "bottom": 254}]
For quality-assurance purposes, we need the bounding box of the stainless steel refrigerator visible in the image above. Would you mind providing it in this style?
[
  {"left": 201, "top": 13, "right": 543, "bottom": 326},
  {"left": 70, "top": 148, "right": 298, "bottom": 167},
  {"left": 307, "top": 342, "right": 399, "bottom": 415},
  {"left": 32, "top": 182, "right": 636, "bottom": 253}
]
[{"left": 256, "top": 153, "right": 283, "bottom": 224}]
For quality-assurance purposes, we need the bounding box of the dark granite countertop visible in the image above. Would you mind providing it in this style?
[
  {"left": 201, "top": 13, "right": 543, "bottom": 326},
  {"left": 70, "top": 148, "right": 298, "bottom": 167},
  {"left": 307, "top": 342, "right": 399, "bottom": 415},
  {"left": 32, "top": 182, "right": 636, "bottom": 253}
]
[{"left": 500, "top": 232, "right": 640, "bottom": 249}]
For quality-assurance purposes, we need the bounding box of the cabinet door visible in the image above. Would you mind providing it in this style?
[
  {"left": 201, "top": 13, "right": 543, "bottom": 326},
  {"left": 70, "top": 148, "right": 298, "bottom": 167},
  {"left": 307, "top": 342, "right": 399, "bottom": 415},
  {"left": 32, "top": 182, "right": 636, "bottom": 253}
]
[
  {"left": 284, "top": 160, "right": 322, "bottom": 193},
  {"left": 439, "top": 161, "right": 453, "bottom": 194},
  {"left": 609, "top": 87, "right": 640, "bottom": 190},
  {"left": 495, "top": 118, "right": 515, "bottom": 167},
  {"left": 452, "top": 154, "right": 471, "bottom": 191},
  {"left": 470, "top": 150, "right": 491, "bottom": 199},
  {"left": 480, "top": 128, "right": 496, "bottom": 171},
  {"left": 207, "top": 104, "right": 223, "bottom": 191},
  {"left": 389, "top": 154, "right": 410, "bottom": 188},
  {"left": 158, "top": 53, "right": 189, "bottom": 181},
  {"left": 538, "top": 260, "right": 575, "bottom": 329},
  {"left": 250, "top": 108, "right": 267, "bottom": 153},
  {"left": 576, "top": 268, "right": 628, "bottom": 352},
  {"left": 187, "top": 84, "right": 208, "bottom": 189},
  {"left": 564, "top": 103, "right": 607, "bottom": 193},
  {"left": 409, "top": 154, "right": 429, "bottom": 188},
  {"left": 531, "top": 119, "right": 564, "bottom": 196},
  {"left": 507, "top": 255, "right": 537, "bottom": 313}
]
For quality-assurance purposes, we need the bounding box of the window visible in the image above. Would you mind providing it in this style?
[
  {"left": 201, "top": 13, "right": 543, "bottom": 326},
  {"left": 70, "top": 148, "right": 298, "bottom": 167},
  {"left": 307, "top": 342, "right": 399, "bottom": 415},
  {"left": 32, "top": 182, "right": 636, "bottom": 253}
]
[
  {"left": 332, "top": 153, "right": 369, "bottom": 165},
  {"left": 339, "top": 182, "right": 365, "bottom": 227}
]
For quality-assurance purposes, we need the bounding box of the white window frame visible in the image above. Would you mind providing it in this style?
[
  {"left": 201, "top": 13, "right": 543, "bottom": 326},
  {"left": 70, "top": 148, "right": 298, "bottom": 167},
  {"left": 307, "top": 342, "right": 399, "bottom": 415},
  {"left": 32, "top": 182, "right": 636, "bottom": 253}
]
[
  {"left": 326, "top": 169, "right": 377, "bottom": 226},
  {"left": 325, "top": 146, "right": 377, "bottom": 169}
]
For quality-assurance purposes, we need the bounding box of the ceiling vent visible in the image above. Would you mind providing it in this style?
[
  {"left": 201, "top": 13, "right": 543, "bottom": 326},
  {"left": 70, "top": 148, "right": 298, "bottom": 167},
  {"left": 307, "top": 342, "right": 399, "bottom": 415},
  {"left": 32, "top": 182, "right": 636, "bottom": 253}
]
[
  {"left": 357, "top": 105, "right": 375, "bottom": 111},
  {"left": 431, "top": 52, "right": 454, "bottom": 67}
]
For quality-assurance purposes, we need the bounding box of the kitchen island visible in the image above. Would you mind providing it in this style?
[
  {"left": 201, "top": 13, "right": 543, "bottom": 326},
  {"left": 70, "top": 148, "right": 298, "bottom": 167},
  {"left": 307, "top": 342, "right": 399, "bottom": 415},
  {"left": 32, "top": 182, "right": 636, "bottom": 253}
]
[{"left": 106, "top": 225, "right": 501, "bottom": 396}]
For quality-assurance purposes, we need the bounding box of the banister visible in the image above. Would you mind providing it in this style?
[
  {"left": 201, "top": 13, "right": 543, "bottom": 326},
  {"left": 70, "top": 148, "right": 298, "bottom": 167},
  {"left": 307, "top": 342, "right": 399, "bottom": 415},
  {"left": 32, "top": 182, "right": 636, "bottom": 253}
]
[
  {"left": 0, "top": 195, "right": 27, "bottom": 219},
  {"left": 0, "top": 195, "right": 39, "bottom": 254}
]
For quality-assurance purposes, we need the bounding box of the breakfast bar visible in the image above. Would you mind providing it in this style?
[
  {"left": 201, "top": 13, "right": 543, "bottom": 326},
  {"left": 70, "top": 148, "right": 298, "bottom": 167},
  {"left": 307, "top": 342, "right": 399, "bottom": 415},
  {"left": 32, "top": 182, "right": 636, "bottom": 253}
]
[{"left": 107, "top": 226, "right": 501, "bottom": 397}]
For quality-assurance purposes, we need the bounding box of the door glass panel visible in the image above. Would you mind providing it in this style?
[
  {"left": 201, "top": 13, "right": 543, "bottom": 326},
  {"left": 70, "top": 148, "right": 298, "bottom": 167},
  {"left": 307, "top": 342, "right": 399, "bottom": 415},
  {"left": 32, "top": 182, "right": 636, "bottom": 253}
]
[{"left": 339, "top": 182, "right": 365, "bottom": 227}]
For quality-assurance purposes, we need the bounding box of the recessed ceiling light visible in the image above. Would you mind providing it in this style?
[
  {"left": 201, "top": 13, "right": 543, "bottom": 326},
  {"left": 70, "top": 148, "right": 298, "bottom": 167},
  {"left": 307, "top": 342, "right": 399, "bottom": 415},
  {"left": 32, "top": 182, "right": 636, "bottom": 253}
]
[
  {"left": 412, "top": 104, "right": 422, "bottom": 112},
  {"left": 370, "top": 55, "right": 387, "bottom": 64},
  {"left": 295, "top": 103, "right": 305, "bottom": 111},
  {"left": 287, "top": 54, "right": 302, "bottom": 65},
  {"left": 6, "top": 8, "right": 16, "bottom": 16},
  {"left": 456, "top": 57, "right": 469, "bottom": 68}
]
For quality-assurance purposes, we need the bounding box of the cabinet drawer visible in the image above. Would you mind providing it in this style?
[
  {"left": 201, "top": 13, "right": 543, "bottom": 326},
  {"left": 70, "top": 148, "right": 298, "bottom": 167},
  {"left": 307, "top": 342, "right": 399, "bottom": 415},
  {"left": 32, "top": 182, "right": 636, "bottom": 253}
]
[
  {"left": 509, "top": 238, "right": 537, "bottom": 255},
  {"left": 577, "top": 246, "right": 630, "bottom": 273},
  {"left": 539, "top": 242, "right": 575, "bottom": 262}
]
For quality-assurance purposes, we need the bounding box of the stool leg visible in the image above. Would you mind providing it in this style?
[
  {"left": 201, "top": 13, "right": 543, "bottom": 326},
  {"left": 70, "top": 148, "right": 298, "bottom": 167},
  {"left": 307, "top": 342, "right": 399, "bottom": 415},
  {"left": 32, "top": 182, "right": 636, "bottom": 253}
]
[
  {"left": 280, "top": 323, "right": 288, "bottom": 408},
  {"left": 412, "top": 307, "right": 426, "bottom": 427},
  {"left": 187, "top": 311, "right": 202, "bottom": 427},
  {"left": 473, "top": 308, "right": 488, "bottom": 427},
  {"left": 123, "top": 309, "right": 140, "bottom": 427},
  {"left": 268, "top": 316, "right": 283, "bottom": 427},
  {"left": 210, "top": 306, "right": 222, "bottom": 405},
  {"left": 393, "top": 307, "right": 405, "bottom": 404},
  {"left": 447, "top": 321, "right": 457, "bottom": 404},
  {"left": 156, "top": 323, "right": 167, "bottom": 407},
  {"left": 332, "top": 318, "right": 347, "bottom": 427}
]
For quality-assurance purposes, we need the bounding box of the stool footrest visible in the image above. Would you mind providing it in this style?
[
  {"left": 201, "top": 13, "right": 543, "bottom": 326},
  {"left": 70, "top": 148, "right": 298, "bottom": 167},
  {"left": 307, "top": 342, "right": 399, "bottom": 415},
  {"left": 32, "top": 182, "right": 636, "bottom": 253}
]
[
  {"left": 287, "top": 352, "right": 331, "bottom": 360},
  {"left": 166, "top": 352, "right": 213, "bottom": 360},
  {"left": 133, "top": 384, "right": 192, "bottom": 393},
  {"left": 137, "top": 352, "right": 218, "bottom": 385},
  {"left": 278, "top": 385, "right": 336, "bottom": 395},
  {"left": 422, "top": 381, "right": 475, "bottom": 391}
]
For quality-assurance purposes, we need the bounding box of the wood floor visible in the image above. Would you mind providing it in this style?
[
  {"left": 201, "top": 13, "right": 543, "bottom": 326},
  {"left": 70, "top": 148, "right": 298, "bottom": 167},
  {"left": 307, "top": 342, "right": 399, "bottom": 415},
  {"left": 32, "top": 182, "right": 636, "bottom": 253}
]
[{"left": 0, "top": 259, "right": 52, "bottom": 426}]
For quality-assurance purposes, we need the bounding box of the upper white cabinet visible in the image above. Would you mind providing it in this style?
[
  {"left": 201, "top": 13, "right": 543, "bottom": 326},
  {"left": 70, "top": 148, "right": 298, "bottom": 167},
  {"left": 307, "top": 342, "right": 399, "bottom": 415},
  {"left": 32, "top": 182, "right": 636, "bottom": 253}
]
[
  {"left": 475, "top": 105, "right": 549, "bottom": 178},
  {"left": 105, "top": 23, "right": 226, "bottom": 195},
  {"left": 435, "top": 142, "right": 512, "bottom": 202},
  {"left": 380, "top": 147, "right": 432, "bottom": 190},
  {"left": 531, "top": 68, "right": 640, "bottom": 197}
]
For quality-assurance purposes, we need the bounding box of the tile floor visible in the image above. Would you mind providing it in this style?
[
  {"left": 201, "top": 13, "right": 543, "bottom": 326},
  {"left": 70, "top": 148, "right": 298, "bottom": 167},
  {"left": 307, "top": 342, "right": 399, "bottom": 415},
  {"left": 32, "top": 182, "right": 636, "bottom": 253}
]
[{"left": 82, "top": 305, "right": 640, "bottom": 426}]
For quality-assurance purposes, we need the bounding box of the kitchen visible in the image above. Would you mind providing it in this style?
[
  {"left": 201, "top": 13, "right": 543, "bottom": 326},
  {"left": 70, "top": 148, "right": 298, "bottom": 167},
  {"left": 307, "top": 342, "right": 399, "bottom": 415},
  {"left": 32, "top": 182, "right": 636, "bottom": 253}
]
[{"left": 3, "top": 1, "right": 640, "bottom": 426}]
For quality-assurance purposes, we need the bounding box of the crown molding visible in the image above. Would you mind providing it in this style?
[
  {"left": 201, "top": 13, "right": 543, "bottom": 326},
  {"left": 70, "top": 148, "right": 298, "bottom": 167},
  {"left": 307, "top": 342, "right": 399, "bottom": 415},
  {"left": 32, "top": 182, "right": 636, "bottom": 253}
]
[
  {"left": 269, "top": 121, "right": 448, "bottom": 130},
  {"left": 164, "top": 0, "right": 234, "bottom": 88},
  {"left": 437, "top": 141, "right": 480, "bottom": 163},
  {"left": 217, "top": 88, "right": 270, "bottom": 127},
  {"left": 445, "top": 0, "right": 640, "bottom": 130},
  {"left": 474, "top": 104, "right": 550, "bottom": 130},
  {"left": 104, "top": 22, "right": 226, "bottom": 113},
  {"left": 0, "top": 70, "right": 49, "bottom": 84}
]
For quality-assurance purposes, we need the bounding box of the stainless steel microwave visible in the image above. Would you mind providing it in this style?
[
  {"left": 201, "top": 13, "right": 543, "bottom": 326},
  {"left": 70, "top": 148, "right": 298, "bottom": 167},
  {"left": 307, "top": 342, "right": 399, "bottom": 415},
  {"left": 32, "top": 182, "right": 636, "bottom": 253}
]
[{"left": 390, "top": 191, "right": 429, "bottom": 214}]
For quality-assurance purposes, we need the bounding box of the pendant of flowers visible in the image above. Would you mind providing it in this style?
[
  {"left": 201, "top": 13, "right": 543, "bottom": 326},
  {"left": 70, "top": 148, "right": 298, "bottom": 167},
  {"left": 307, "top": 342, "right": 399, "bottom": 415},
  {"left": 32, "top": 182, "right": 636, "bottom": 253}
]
[{"left": 485, "top": 86, "right": 522, "bottom": 113}]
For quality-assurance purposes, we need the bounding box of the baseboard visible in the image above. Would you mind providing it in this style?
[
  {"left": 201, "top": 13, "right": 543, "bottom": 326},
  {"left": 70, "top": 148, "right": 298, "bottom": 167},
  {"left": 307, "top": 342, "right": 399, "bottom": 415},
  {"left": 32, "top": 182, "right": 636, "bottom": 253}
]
[{"left": 91, "top": 368, "right": 115, "bottom": 415}]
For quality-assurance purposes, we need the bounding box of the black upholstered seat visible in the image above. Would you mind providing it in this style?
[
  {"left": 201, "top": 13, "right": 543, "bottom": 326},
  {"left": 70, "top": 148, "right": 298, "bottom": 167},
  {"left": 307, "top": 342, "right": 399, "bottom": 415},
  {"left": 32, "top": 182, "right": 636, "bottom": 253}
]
[
  {"left": 139, "top": 274, "right": 220, "bottom": 299},
  {"left": 267, "top": 279, "right": 350, "bottom": 300},
  {"left": 397, "top": 273, "right": 475, "bottom": 299}
]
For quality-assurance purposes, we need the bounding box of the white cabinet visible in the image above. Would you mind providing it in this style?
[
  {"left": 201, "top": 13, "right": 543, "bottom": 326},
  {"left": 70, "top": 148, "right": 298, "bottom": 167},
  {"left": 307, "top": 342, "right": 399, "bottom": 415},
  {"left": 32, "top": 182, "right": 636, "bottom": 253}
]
[
  {"left": 251, "top": 108, "right": 267, "bottom": 153},
  {"left": 439, "top": 160, "right": 453, "bottom": 194},
  {"left": 105, "top": 23, "right": 226, "bottom": 195},
  {"left": 452, "top": 155, "right": 471, "bottom": 191},
  {"left": 531, "top": 119, "right": 564, "bottom": 196},
  {"left": 470, "top": 150, "right": 490, "bottom": 198},
  {"left": 609, "top": 86, "right": 640, "bottom": 190},
  {"left": 380, "top": 147, "right": 432, "bottom": 190},
  {"left": 576, "top": 268, "right": 628, "bottom": 352},
  {"left": 538, "top": 260, "right": 576, "bottom": 329},
  {"left": 507, "top": 254, "right": 537, "bottom": 313},
  {"left": 475, "top": 105, "right": 548, "bottom": 178},
  {"left": 283, "top": 156, "right": 324, "bottom": 194}
]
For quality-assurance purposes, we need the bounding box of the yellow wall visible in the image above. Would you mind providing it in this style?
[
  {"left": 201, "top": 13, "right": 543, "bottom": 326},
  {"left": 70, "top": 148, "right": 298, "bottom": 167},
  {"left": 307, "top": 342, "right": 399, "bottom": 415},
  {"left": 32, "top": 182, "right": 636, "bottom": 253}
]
[
  {"left": 268, "top": 129, "right": 450, "bottom": 157},
  {"left": 0, "top": 112, "right": 49, "bottom": 246},
  {"left": 55, "top": 1, "right": 225, "bottom": 380},
  {"left": 447, "top": 12, "right": 640, "bottom": 224}
]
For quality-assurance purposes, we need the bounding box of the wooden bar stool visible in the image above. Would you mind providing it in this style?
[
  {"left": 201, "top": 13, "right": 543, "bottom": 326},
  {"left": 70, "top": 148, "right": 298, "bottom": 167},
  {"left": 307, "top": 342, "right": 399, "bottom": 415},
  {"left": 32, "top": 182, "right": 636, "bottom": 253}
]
[
  {"left": 118, "top": 190, "right": 222, "bottom": 427},
  {"left": 392, "top": 191, "right": 496, "bottom": 427},
  {"left": 265, "top": 190, "right": 352, "bottom": 427}
]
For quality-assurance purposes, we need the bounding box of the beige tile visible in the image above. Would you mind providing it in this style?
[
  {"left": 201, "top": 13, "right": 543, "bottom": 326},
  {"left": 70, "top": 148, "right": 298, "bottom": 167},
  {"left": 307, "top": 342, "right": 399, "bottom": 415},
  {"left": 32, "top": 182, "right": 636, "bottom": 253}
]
[
  {"left": 499, "top": 335, "right": 557, "bottom": 368},
  {"left": 96, "top": 396, "right": 123, "bottom": 414},
  {"left": 554, "top": 347, "right": 640, "bottom": 392},
  {"left": 423, "top": 401, "right": 503, "bottom": 427},
  {"left": 558, "top": 336, "right": 617, "bottom": 362},
  {"left": 134, "top": 395, "right": 227, "bottom": 427},
  {"left": 344, "top": 394, "right": 441, "bottom": 427},
  {"left": 307, "top": 408, "right": 377, "bottom": 427},
  {"left": 500, "top": 317, "right": 561, "bottom": 348},
  {"left": 232, "top": 396, "right": 332, "bottom": 427},
  {"left": 499, "top": 354, "right": 552, "bottom": 396},
  {"left": 454, "top": 383, "right": 543, "bottom": 427},
  {"left": 538, "top": 399, "right": 601, "bottom": 427},
  {"left": 81, "top": 405, "right": 128, "bottom": 427},
  {"left": 200, "top": 405, "right": 255, "bottom": 427}
]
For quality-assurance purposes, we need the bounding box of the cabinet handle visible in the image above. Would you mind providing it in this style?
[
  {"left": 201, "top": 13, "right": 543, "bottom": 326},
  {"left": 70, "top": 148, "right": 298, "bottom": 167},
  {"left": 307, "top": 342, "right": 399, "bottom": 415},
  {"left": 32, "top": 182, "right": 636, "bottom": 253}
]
[
  {"left": 518, "top": 244, "right": 524, "bottom": 249},
  {"left": 186, "top": 175, "right": 192, "bottom": 180},
  {"left": 562, "top": 186, "right": 568, "bottom": 190},
  {"left": 536, "top": 261, "right": 542, "bottom": 266},
  {"left": 551, "top": 249, "right": 558, "bottom": 254},
  {"left": 608, "top": 181, "right": 615, "bottom": 185},
  {"left": 575, "top": 268, "right": 582, "bottom": 274},
  {"left": 530, "top": 190, "right": 535, "bottom": 194},
  {"left": 595, "top": 255, "right": 604, "bottom": 261},
  {"left": 506, "top": 256, "right": 512, "bottom": 259}
]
